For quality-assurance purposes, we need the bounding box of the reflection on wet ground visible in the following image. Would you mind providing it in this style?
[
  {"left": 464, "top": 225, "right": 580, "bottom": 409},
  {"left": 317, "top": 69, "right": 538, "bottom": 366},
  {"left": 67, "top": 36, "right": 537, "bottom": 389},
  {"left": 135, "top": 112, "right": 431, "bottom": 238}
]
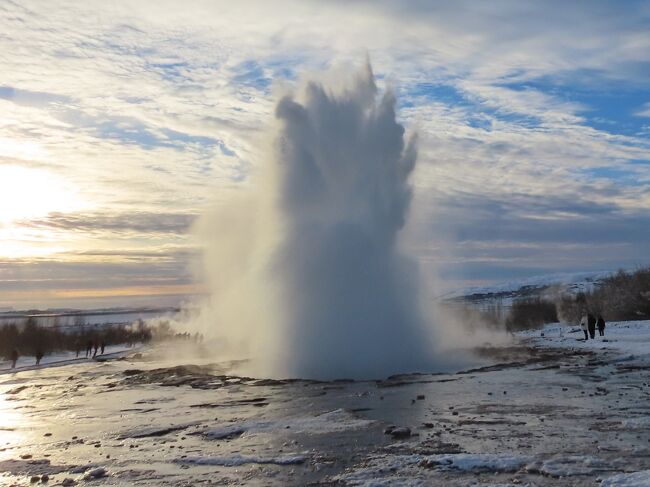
[{"left": 1, "top": 343, "right": 650, "bottom": 486}]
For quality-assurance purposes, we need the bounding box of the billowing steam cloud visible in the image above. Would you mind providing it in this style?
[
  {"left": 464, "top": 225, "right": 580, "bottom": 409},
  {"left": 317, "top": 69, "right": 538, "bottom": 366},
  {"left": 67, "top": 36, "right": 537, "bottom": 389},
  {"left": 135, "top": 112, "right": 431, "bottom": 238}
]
[{"left": 194, "top": 63, "right": 439, "bottom": 379}]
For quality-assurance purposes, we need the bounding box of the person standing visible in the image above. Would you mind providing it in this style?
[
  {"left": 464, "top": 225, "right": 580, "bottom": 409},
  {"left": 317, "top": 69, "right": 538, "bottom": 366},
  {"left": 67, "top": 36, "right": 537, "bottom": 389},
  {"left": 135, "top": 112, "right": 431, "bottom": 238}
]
[
  {"left": 587, "top": 313, "right": 597, "bottom": 339},
  {"left": 597, "top": 315, "right": 606, "bottom": 337},
  {"left": 10, "top": 349, "right": 18, "bottom": 369},
  {"left": 580, "top": 315, "right": 589, "bottom": 340},
  {"left": 35, "top": 349, "right": 44, "bottom": 366}
]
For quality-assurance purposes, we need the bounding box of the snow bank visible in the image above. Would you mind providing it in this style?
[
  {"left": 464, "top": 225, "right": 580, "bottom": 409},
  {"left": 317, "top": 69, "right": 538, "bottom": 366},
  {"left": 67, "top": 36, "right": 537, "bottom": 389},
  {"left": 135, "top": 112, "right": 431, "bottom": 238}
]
[
  {"left": 202, "top": 408, "right": 374, "bottom": 440},
  {"left": 601, "top": 470, "right": 650, "bottom": 487},
  {"left": 174, "top": 454, "right": 306, "bottom": 466}
]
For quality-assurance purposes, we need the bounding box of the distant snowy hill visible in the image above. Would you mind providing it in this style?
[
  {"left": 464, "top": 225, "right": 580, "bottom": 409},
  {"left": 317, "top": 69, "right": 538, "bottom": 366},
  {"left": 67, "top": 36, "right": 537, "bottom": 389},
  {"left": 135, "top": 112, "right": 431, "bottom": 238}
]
[{"left": 440, "top": 270, "right": 614, "bottom": 310}]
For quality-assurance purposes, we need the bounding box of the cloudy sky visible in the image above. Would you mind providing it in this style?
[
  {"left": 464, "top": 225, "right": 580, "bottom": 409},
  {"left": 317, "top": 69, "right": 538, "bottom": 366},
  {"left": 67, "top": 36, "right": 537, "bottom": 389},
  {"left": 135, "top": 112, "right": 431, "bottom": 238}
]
[{"left": 1, "top": 0, "right": 649, "bottom": 309}]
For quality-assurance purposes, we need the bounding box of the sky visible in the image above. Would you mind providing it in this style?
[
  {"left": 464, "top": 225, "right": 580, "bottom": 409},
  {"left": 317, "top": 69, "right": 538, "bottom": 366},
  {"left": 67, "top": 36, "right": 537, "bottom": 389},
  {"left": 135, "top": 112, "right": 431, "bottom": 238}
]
[{"left": 0, "top": 0, "right": 649, "bottom": 309}]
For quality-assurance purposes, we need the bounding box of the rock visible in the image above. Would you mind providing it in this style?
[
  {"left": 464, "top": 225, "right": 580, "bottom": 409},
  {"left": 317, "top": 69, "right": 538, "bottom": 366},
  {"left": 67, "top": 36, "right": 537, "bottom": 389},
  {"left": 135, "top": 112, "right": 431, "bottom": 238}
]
[
  {"left": 20, "top": 454, "right": 33, "bottom": 460},
  {"left": 416, "top": 395, "right": 425, "bottom": 400},
  {"left": 422, "top": 422, "right": 434, "bottom": 428},
  {"left": 389, "top": 427, "right": 411, "bottom": 438},
  {"left": 43, "top": 433, "right": 52, "bottom": 437},
  {"left": 82, "top": 467, "right": 107, "bottom": 480},
  {"left": 61, "top": 479, "right": 76, "bottom": 486},
  {"left": 452, "top": 411, "right": 459, "bottom": 416},
  {"left": 41, "top": 474, "right": 49, "bottom": 482},
  {"left": 383, "top": 425, "right": 395, "bottom": 434},
  {"left": 30, "top": 476, "right": 40, "bottom": 483}
]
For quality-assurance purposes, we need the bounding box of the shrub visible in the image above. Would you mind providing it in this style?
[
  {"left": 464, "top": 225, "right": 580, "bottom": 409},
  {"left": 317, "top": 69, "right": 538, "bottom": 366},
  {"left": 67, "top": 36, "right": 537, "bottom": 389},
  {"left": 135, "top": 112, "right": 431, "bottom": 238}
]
[{"left": 506, "top": 297, "right": 558, "bottom": 331}]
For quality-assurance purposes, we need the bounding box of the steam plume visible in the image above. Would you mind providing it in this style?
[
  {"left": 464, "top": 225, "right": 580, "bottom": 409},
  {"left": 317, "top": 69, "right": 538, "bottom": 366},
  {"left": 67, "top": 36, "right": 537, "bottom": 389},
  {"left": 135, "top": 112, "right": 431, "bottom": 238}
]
[{"left": 194, "top": 63, "right": 438, "bottom": 379}]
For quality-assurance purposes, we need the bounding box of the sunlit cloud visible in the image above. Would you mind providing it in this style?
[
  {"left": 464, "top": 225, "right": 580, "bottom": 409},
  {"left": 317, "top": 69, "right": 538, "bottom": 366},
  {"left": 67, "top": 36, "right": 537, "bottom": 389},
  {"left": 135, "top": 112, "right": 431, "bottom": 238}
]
[{"left": 0, "top": 0, "right": 648, "bottom": 307}]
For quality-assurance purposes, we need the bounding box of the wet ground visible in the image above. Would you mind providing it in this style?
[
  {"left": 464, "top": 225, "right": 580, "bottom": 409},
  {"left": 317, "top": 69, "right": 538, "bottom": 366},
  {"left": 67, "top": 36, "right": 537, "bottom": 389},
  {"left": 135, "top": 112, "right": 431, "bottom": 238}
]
[{"left": 1, "top": 337, "right": 650, "bottom": 486}]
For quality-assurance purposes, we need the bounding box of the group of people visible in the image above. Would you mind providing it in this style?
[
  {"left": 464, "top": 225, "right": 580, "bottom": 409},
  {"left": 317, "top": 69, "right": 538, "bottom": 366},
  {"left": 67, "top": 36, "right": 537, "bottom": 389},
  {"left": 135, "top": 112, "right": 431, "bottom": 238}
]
[
  {"left": 80, "top": 340, "right": 106, "bottom": 358},
  {"left": 7, "top": 339, "right": 108, "bottom": 369},
  {"left": 8, "top": 348, "right": 44, "bottom": 368},
  {"left": 580, "top": 313, "right": 606, "bottom": 340}
]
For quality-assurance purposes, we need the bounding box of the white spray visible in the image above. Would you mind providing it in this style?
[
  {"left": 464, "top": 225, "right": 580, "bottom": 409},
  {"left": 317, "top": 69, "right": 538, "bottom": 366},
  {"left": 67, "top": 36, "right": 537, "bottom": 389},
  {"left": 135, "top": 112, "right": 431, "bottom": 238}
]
[{"left": 193, "top": 63, "right": 443, "bottom": 379}]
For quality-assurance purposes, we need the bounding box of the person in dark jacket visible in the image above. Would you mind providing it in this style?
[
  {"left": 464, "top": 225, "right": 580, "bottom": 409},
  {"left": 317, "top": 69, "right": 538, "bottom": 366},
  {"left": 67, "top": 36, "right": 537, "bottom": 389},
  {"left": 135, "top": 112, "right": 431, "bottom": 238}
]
[
  {"left": 587, "top": 314, "right": 597, "bottom": 339},
  {"left": 10, "top": 349, "right": 18, "bottom": 369},
  {"left": 597, "top": 315, "right": 606, "bottom": 337},
  {"left": 35, "top": 349, "right": 44, "bottom": 366}
]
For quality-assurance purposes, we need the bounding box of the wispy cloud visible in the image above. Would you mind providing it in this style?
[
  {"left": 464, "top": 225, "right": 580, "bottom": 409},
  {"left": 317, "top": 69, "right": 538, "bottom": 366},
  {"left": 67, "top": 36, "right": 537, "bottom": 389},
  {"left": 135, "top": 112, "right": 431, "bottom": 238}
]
[{"left": 0, "top": 0, "right": 649, "bottom": 305}]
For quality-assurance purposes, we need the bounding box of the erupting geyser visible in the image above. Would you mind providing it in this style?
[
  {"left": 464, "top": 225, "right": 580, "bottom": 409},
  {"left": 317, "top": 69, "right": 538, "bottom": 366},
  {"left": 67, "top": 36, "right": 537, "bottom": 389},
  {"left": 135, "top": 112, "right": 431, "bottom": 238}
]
[{"left": 195, "top": 62, "right": 439, "bottom": 379}]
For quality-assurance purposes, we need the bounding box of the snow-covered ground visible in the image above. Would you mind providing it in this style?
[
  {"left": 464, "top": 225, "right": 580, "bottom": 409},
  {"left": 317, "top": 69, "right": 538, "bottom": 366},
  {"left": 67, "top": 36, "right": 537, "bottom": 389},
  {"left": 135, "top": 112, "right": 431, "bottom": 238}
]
[
  {"left": 0, "top": 345, "right": 139, "bottom": 373},
  {"left": 517, "top": 319, "right": 650, "bottom": 357},
  {"left": 1, "top": 323, "right": 650, "bottom": 486}
]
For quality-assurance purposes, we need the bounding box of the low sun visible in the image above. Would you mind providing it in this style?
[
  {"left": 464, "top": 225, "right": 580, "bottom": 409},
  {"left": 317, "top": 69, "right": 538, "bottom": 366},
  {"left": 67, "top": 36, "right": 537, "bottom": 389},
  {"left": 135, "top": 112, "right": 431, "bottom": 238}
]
[{"left": 0, "top": 164, "right": 84, "bottom": 225}]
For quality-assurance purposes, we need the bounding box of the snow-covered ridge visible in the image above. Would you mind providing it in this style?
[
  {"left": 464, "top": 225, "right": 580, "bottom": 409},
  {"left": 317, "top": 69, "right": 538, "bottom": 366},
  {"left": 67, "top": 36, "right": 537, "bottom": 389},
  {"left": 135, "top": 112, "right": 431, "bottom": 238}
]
[{"left": 440, "top": 270, "right": 613, "bottom": 306}]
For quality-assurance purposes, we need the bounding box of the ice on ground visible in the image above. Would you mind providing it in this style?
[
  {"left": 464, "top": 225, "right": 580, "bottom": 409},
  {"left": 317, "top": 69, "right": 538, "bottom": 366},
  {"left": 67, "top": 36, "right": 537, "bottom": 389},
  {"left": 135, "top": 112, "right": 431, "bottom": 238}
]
[
  {"left": 174, "top": 454, "right": 307, "bottom": 466},
  {"left": 202, "top": 408, "right": 374, "bottom": 439},
  {"left": 533, "top": 455, "right": 609, "bottom": 477},
  {"left": 335, "top": 453, "right": 533, "bottom": 486},
  {"left": 336, "top": 452, "right": 621, "bottom": 485},
  {"left": 621, "top": 417, "right": 650, "bottom": 429},
  {"left": 601, "top": 470, "right": 650, "bottom": 487},
  {"left": 428, "top": 453, "right": 532, "bottom": 472},
  {"left": 118, "top": 421, "right": 201, "bottom": 439}
]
